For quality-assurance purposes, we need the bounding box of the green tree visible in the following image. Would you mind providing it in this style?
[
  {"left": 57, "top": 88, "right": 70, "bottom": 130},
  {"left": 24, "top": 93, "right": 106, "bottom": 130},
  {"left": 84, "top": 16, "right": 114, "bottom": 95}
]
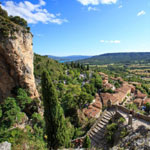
[
  {"left": 9, "top": 16, "right": 28, "bottom": 28},
  {"left": 145, "top": 103, "right": 150, "bottom": 113},
  {"left": 83, "top": 136, "right": 91, "bottom": 148},
  {"left": 41, "top": 71, "right": 70, "bottom": 149},
  {"left": 16, "top": 88, "right": 32, "bottom": 110},
  {"left": 0, "top": 97, "right": 21, "bottom": 130},
  {"left": 0, "top": 5, "right": 8, "bottom": 18}
]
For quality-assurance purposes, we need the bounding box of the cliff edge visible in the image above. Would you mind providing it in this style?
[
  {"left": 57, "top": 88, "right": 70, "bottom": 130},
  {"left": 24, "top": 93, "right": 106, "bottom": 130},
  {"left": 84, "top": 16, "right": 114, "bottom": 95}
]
[{"left": 0, "top": 7, "right": 39, "bottom": 101}]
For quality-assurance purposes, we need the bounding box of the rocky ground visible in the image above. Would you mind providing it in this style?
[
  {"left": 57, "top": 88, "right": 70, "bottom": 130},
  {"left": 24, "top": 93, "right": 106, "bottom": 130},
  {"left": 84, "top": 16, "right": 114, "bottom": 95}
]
[{"left": 112, "top": 125, "right": 150, "bottom": 150}]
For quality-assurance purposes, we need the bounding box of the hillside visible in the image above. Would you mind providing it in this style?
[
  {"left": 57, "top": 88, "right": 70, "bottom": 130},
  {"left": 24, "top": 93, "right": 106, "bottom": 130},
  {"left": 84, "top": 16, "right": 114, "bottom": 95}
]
[
  {"left": 34, "top": 54, "right": 64, "bottom": 80},
  {"left": 48, "top": 55, "right": 92, "bottom": 62},
  {"left": 78, "top": 52, "right": 150, "bottom": 65}
]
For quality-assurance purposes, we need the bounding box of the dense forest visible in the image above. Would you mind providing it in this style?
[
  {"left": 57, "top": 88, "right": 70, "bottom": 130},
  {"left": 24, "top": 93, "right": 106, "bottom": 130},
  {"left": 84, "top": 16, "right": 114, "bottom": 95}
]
[{"left": 78, "top": 52, "right": 150, "bottom": 65}]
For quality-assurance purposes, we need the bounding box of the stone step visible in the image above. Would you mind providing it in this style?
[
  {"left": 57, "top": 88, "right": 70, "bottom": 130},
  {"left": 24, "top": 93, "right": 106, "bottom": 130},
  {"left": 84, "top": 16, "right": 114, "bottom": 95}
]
[
  {"left": 101, "top": 118, "right": 109, "bottom": 124},
  {"left": 97, "top": 123, "right": 105, "bottom": 129},
  {"left": 91, "top": 133, "right": 104, "bottom": 141},
  {"left": 92, "top": 137, "right": 106, "bottom": 148},
  {"left": 98, "top": 121, "right": 106, "bottom": 126},
  {"left": 91, "top": 140, "right": 97, "bottom": 147},
  {"left": 92, "top": 128, "right": 99, "bottom": 133},
  {"left": 104, "top": 112, "right": 112, "bottom": 118},
  {"left": 105, "top": 111, "right": 112, "bottom": 117},
  {"left": 95, "top": 125, "right": 102, "bottom": 131},
  {"left": 91, "top": 136, "right": 100, "bottom": 145},
  {"left": 90, "top": 128, "right": 105, "bottom": 138},
  {"left": 103, "top": 115, "right": 111, "bottom": 121},
  {"left": 103, "top": 114, "right": 112, "bottom": 119},
  {"left": 96, "top": 129, "right": 105, "bottom": 137}
]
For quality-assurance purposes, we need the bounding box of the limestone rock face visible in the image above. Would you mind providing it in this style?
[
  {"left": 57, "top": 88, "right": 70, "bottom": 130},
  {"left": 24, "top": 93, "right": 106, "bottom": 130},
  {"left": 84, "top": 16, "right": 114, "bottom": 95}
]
[
  {"left": 0, "top": 142, "right": 11, "bottom": 150},
  {"left": 0, "top": 30, "right": 39, "bottom": 101}
]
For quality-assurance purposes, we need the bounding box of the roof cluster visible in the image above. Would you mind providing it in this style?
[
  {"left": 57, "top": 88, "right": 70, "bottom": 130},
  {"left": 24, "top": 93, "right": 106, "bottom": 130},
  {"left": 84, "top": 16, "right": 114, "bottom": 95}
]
[
  {"left": 101, "top": 83, "right": 134, "bottom": 106},
  {"left": 83, "top": 94, "right": 102, "bottom": 118}
]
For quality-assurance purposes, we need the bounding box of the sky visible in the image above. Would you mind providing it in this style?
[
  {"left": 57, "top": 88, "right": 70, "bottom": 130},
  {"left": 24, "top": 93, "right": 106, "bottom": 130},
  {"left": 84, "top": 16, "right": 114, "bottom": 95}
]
[{"left": 1, "top": 0, "right": 150, "bottom": 56}]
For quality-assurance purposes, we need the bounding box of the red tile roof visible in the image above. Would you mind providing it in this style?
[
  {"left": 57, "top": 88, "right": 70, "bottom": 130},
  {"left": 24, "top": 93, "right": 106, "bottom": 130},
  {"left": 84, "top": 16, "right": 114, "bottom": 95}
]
[
  {"left": 133, "top": 98, "right": 143, "bottom": 106},
  {"left": 143, "top": 98, "right": 150, "bottom": 105},
  {"left": 135, "top": 90, "right": 147, "bottom": 99},
  {"left": 83, "top": 98, "right": 102, "bottom": 118}
]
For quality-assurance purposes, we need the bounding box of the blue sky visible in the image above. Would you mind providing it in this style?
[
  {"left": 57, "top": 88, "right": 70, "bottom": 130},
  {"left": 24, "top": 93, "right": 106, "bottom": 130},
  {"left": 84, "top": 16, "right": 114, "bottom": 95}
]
[{"left": 1, "top": 0, "right": 150, "bottom": 56}]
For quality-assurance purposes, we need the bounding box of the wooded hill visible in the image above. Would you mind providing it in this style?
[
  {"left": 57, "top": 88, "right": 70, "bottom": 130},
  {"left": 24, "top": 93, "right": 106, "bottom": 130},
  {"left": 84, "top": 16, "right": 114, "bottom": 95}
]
[{"left": 78, "top": 52, "right": 150, "bottom": 65}]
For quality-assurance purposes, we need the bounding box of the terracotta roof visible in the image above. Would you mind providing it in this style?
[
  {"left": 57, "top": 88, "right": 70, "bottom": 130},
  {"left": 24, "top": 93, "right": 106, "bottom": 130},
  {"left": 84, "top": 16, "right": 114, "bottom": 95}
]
[
  {"left": 116, "top": 84, "right": 132, "bottom": 94},
  {"left": 135, "top": 90, "right": 147, "bottom": 99},
  {"left": 133, "top": 98, "right": 143, "bottom": 106},
  {"left": 103, "top": 79, "right": 108, "bottom": 84},
  {"left": 92, "top": 100, "right": 102, "bottom": 109},
  {"left": 101, "top": 93, "right": 118, "bottom": 106},
  {"left": 113, "top": 92, "right": 126, "bottom": 103},
  {"left": 104, "top": 83, "right": 114, "bottom": 89},
  {"left": 83, "top": 98, "right": 102, "bottom": 118},
  {"left": 143, "top": 98, "right": 150, "bottom": 105},
  {"left": 83, "top": 106, "right": 100, "bottom": 118}
]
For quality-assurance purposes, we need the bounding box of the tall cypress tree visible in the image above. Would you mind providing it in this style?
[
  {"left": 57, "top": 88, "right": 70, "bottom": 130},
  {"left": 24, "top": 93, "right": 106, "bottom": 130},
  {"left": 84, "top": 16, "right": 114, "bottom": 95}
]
[{"left": 41, "top": 71, "right": 70, "bottom": 149}]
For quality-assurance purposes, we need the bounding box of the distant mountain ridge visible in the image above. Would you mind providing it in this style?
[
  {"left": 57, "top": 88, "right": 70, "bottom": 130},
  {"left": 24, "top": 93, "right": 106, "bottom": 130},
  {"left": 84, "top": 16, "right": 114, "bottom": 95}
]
[
  {"left": 48, "top": 55, "right": 92, "bottom": 62},
  {"left": 78, "top": 52, "right": 150, "bottom": 65}
]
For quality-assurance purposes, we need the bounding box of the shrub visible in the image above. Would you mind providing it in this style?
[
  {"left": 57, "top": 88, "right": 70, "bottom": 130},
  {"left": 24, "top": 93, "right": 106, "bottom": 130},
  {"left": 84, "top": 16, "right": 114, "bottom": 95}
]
[
  {"left": 16, "top": 88, "right": 32, "bottom": 110},
  {"left": 0, "top": 97, "right": 21, "bottom": 129}
]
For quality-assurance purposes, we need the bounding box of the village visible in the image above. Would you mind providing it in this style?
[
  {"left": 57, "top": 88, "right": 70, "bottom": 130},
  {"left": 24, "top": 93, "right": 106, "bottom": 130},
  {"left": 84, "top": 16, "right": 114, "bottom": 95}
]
[{"left": 83, "top": 72, "right": 150, "bottom": 119}]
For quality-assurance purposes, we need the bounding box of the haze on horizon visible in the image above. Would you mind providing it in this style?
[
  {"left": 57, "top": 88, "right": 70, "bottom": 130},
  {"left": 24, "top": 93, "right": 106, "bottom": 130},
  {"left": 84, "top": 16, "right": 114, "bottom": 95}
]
[{"left": 1, "top": 0, "right": 150, "bottom": 56}]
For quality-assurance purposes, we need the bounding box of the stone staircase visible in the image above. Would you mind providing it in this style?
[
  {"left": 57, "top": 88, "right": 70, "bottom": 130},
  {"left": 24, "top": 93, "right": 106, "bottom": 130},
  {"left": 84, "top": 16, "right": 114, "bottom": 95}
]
[{"left": 88, "top": 109, "right": 116, "bottom": 149}]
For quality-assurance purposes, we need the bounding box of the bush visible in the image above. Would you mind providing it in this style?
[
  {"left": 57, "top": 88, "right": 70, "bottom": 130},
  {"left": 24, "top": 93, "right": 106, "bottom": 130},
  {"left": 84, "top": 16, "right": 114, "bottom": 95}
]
[
  {"left": 0, "top": 97, "right": 21, "bottom": 129},
  {"left": 118, "top": 117, "right": 125, "bottom": 124},
  {"left": 0, "top": 6, "right": 8, "bottom": 18},
  {"left": 83, "top": 136, "right": 91, "bottom": 148},
  {"left": 16, "top": 88, "right": 32, "bottom": 110},
  {"left": 106, "top": 123, "right": 117, "bottom": 143},
  {"left": 9, "top": 16, "right": 28, "bottom": 28}
]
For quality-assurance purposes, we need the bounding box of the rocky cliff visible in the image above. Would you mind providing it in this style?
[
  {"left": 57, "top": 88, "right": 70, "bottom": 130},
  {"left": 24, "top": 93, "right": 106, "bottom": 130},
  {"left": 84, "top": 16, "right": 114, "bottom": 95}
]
[{"left": 0, "top": 17, "right": 39, "bottom": 101}]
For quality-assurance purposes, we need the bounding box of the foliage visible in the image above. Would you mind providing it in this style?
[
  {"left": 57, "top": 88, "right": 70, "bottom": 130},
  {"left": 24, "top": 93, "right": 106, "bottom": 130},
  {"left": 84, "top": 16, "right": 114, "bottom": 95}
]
[
  {"left": 79, "top": 52, "right": 150, "bottom": 65},
  {"left": 0, "top": 6, "right": 30, "bottom": 40},
  {"left": 118, "top": 117, "right": 125, "bottom": 124},
  {"left": 83, "top": 136, "right": 91, "bottom": 148},
  {"left": 120, "top": 128, "right": 128, "bottom": 138},
  {"left": 34, "top": 54, "right": 64, "bottom": 80},
  {"left": 16, "top": 88, "right": 32, "bottom": 110},
  {"left": 42, "top": 71, "right": 72, "bottom": 149},
  {"left": 145, "top": 103, "right": 150, "bottom": 113},
  {"left": 125, "top": 103, "right": 138, "bottom": 112},
  {"left": 106, "top": 123, "right": 117, "bottom": 143},
  {"left": 0, "top": 5, "right": 8, "bottom": 18},
  {"left": 0, "top": 88, "right": 47, "bottom": 150},
  {"left": 9, "top": 16, "right": 28, "bottom": 28},
  {"left": 0, "top": 97, "right": 21, "bottom": 130}
]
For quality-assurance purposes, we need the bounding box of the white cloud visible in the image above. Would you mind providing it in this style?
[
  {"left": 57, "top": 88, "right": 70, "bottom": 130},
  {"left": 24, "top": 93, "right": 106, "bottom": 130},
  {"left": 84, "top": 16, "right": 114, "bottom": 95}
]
[
  {"left": 137, "top": 10, "right": 146, "bottom": 16},
  {"left": 1, "top": 0, "right": 68, "bottom": 24},
  {"left": 100, "top": 0, "right": 117, "bottom": 4},
  {"left": 118, "top": 5, "right": 122, "bottom": 8},
  {"left": 88, "top": 6, "right": 99, "bottom": 11},
  {"left": 77, "top": 0, "right": 117, "bottom": 5},
  {"left": 100, "top": 40, "right": 121, "bottom": 44},
  {"left": 77, "top": 0, "right": 99, "bottom": 5}
]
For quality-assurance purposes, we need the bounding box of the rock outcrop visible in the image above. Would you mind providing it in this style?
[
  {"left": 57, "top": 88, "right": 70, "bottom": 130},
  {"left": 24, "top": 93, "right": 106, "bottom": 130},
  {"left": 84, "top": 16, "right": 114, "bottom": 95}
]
[
  {"left": 0, "top": 28, "right": 39, "bottom": 101},
  {"left": 0, "top": 142, "right": 11, "bottom": 150}
]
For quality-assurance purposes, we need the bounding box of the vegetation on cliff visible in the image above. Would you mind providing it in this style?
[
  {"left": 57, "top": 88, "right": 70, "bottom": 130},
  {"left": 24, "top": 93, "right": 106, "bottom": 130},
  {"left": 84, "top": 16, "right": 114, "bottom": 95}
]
[
  {"left": 0, "top": 88, "right": 47, "bottom": 150},
  {"left": 0, "top": 5, "right": 30, "bottom": 39}
]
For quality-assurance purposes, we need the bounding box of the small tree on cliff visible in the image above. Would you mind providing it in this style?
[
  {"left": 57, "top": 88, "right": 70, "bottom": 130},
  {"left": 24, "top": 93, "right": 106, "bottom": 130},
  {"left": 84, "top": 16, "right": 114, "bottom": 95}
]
[{"left": 41, "top": 71, "right": 70, "bottom": 149}]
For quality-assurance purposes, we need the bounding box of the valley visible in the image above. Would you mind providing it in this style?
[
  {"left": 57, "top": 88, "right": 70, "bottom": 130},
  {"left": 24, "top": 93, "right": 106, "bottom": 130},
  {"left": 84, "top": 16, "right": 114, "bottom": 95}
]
[{"left": 0, "top": 3, "right": 150, "bottom": 150}]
